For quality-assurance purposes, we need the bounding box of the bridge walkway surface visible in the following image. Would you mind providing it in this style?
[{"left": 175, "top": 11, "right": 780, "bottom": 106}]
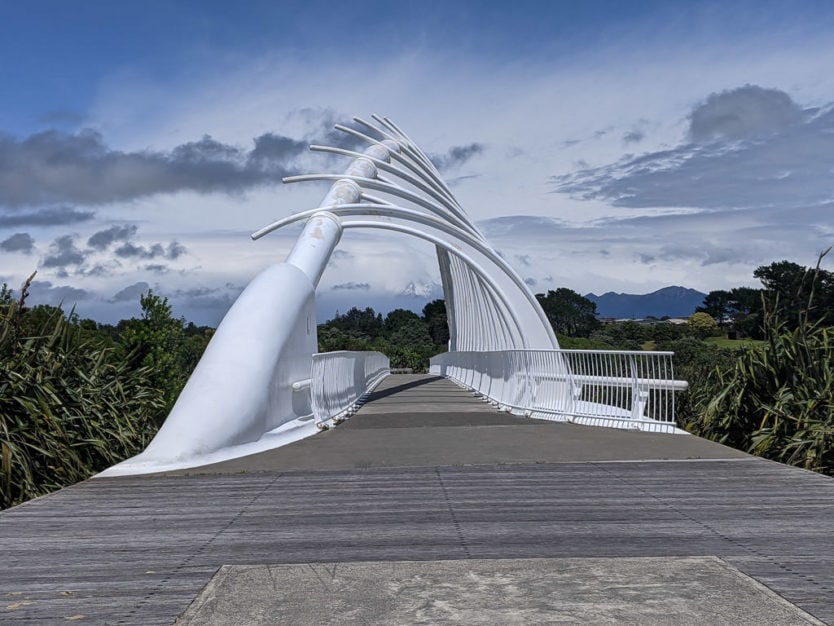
[{"left": 1, "top": 374, "right": 833, "bottom": 624}]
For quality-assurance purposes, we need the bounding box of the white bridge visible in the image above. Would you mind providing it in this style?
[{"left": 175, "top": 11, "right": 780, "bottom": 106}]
[{"left": 103, "top": 115, "right": 688, "bottom": 476}]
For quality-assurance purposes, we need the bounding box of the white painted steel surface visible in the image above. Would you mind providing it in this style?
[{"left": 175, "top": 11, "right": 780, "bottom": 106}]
[
  {"left": 102, "top": 114, "right": 688, "bottom": 476},
  {"left": 257, "top": 115, "right": 558, "bottom": 352},
  {"left": 431, "top": 350, "right": 689, "bottom": 434},
  {"left": 310, "top": 351, "right": 390, "bottom": 425}
]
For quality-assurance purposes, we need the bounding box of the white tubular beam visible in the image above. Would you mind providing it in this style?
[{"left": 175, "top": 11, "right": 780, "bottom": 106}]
[
  {"left": 281, "top": 174, "right": 480, "bottom": 238},
  {"left": 336, "top": 123, "right": 462, "bottom": 212},
  {"left": 370, "top": 115, "right": 461, "bottom": 207},
  {"left": 338, "top": 220, "right": 527, "bottom": 347},
  {"left": 251, "top": 203, "right": 557, "bottom": 348},
  {"left": 310, "top": 145, "right": 473, "bottom": 231},
  {"left": 285, "top": 211, "right": 343, "bottom": 287}
]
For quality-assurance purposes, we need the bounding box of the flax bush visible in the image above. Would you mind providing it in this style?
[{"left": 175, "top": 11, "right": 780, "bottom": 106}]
[
  {"left": 691, "top": 249, "right": 834, "bottom": 474},
  {"left": 0, "top": 282, "right": 165, "bottom": 509}
]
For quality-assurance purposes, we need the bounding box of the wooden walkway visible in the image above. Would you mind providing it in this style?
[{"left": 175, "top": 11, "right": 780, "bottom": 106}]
[{"left": 2, "top": 375, "right": 834, "bottom": 624}]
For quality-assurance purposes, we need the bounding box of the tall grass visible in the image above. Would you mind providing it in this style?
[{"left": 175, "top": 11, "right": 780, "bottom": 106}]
[
  {"left": 692, "top": 248, "right": 834, "bottom": 473},
  {"left": 0, "top": 279, "right": 165, "bottom": 509}
]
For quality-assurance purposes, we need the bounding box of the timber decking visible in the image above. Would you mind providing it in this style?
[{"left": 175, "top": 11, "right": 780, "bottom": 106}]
[{"left": 2, "top": 375, "right": 833, "bottom": 624}]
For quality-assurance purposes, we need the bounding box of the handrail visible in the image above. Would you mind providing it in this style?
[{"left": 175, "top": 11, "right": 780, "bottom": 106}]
[
  {"left": 310, "top": 351, "right": 390, "bottom": 425},
  {"left": 430, "top": 349, "right": 689, "bottom": 434}
]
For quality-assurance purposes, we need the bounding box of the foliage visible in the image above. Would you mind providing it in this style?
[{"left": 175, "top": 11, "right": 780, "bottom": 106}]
[
  {"left": 555, "top": 334, "right": 616, "bottom": 350},
  {"left": 655, "top": 337, "right": 738, "bottom": 430},
  {"left": 317, "top": 303, "right": 449, "bottom": 371},
  {"left": 689, "top": 248, "right": 834, "bottom": 474},
  {"left": 698, "top": 287, "right": 763, "bottom": 338},
  {"left": 536, "top": 288, "right": 601, "bottom": 338},
  {"left": 703, "top": 336, "right": 767, "bottom": 349},
  {"left": 687, "top": 311, "right": 720, "bottom": 338},
  {"left": 423, "top": 299, "right": 450, "bottom": 347},
  {"left": 0, "top": 281, "right": 166, "bottom": 509},
  {"left": 117, "top": 290, "right": 212, "bottom": 422},
  {"left": 754, "top": 259, "right": 834, "bottom": 330}
]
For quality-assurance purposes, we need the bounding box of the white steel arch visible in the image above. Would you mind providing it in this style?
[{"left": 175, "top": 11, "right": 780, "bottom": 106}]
[
  {"left": 262, "top": 117, "right": 559, "bottom": 352},
  {"left": 101, "top": 113, "right": 693, "bottom": 477}
]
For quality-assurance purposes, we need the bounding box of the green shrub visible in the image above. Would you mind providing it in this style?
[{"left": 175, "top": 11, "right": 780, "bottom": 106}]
[
  {"left": 690, "top": 249, "right": 834, "bottom": 474},
  {"left": 0, "top": 283, "right": 165, "bottom": 509}
]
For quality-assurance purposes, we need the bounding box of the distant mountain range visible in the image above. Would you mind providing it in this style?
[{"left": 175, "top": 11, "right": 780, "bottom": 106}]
[{"left": 585, "top": 286, "right": 707, "bottom": 319}]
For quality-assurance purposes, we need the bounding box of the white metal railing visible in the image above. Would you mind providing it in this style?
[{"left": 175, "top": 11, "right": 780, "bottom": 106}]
[
  {"left": 430, "top": 350, "right": 688, "bottom": 433},
  {"left": 310, "top": 351, "right": 390, "bottom": 425}
]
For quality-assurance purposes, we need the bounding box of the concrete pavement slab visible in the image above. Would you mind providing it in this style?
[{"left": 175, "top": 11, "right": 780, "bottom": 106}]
[{"left": 177, "top": 556, "right": 823, "bottom": 625}]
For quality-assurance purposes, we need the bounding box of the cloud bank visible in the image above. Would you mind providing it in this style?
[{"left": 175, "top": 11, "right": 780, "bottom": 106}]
[
  {"left": 0, "top": 129, "right": 309, "bottom": 208},
  {"left": 553, "top": 85, "right": 834, "bottom": 213}
]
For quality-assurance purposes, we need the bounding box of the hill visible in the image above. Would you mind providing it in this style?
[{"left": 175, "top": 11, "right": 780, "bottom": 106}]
[{"left": 585, "top": 286, "right": 706, "bottom": 319}]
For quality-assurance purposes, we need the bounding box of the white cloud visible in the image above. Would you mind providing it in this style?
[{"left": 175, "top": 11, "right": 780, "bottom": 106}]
[{"left": 6, "top": 12, "right": 834, "bottom": 322}]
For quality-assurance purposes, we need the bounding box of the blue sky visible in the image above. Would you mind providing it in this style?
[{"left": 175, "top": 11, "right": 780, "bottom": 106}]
[{"left": 2, "top": 1, "right": 834, "bottom": 324}]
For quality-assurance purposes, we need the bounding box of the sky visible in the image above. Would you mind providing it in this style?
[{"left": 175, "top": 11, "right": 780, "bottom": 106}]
[{"left": 1, "top": 0, "right": 834, "bottom": 325}]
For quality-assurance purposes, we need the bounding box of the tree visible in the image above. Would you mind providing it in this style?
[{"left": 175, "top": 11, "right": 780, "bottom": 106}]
[
  {"left": 383, "top": 309, "right": 423, "bottom": 338},
  {"left": 687, "top": 311, "right": 719, "bottom": 338},
  {"left": 117, "top": 290, "right": 197, "bottom": 422},
  {"left": 536, "top": 288, "right": 601, "bottom": 337},
  {"left": 698, "top": 290, "right": 733, "bottom": 326},
  {"left": 727, "top": 286, "right": 764, "bottom": 338},
  {"left": 326, "top": 307, "right": 384, "bottom": 340},
  {"left": 422, "top": 299, "right": 450, "bottom": 347},
  {"left": 754, "top": 259, "right": 834, "bottom": 329}
]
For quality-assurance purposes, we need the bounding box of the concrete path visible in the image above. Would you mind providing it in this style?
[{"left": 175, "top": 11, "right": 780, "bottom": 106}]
[
  {"left": 2, "top": 374, "right": 833, "bottom": 625},
  {"left": 178, "top": 557, "right": 822, "bottom": 625}
]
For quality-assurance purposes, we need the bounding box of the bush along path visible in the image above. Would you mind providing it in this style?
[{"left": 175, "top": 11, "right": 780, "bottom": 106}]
[
  {"left": 691, "top": 248, "right": 834, "bottom": 474},
  {"left": 0, "top": 276, "right": 207, "bottom": 510}
]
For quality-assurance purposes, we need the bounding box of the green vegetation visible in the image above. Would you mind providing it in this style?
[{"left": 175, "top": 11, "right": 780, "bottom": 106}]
[
  {"left": 703, "top": 336, "right": 766, "bottom": 349},
  {"left": 0, "top": 276, "right": 212, "bottom": 509},
  {"left": 317, "top": 300, "right": 449, "bottom": 371},
  {"left": 2, "top": 251, "right": 832, "bottom": 510},
  {"left": 690, "top": 250, "right": 834, "bottom": 473}
]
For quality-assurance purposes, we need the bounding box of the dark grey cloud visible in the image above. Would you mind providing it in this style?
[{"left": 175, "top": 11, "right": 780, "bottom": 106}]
[
  {"left": 309, "top": 110, "right": 368, "bottom": 152},
  {"left": 1, "top": 233, "right": 35, "bottom": 254},
  {"left": 87, "top": 224, "right": 138, "bottom": 249},
  {"left": 174, "top": 287, "right": 218, "bottom": 298},
  {"left": 245, "top": 133, "right": 307, "bottom": 166},
  {"left": 0, "top": 128, "right": 311, "bottom": 208},
  {"left": 524, "top": 277, "right": 537, "bottom": 287},
  {"left": 0, "top": 207, "right": 94, "bottom": 227},
  {"left": 144, "top": 263, "right": 170, "bottom": 274},
  {"left": 515, "top": 254, "right": 532, "bottom": 266},
  {"left": 170, "top": 285, "right": 241, "bottom": 322},
  {"left": 332, "top": 282, "right": 370, "bottom": 291},
  {"left": 553, "top": 85, "right": 833, "bottom": 212},
  {"left": 79, "top": 264, "right": 111, "bottom": 277},
  {"left": 28, "top": 280, "right": 90, "bottom": 305},
  {"left": 431, "top": 143, "right": 485, "bottom": 171},
  {"left": 689, "top": 85, "right": 803, "bottom": 142},
  {"left": 109, "top": 281, "right": 150, "bottom": 303},
  {"left": 622, "top": 130, "right": 644, "bottom": 144},
  {"left": 41, "top": 235, "right": 86, "bottom": 268},
  {"left": 114, "top": 241, "right": 185, "bottom": 260}
]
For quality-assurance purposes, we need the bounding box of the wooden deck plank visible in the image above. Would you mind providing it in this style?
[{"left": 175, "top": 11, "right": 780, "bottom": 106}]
[
  {"left": 2, "top": 375, "right": 834, "bottom": 623},
  {"left": 4, "top": 459, "right": 834, "bottom": 623}
]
